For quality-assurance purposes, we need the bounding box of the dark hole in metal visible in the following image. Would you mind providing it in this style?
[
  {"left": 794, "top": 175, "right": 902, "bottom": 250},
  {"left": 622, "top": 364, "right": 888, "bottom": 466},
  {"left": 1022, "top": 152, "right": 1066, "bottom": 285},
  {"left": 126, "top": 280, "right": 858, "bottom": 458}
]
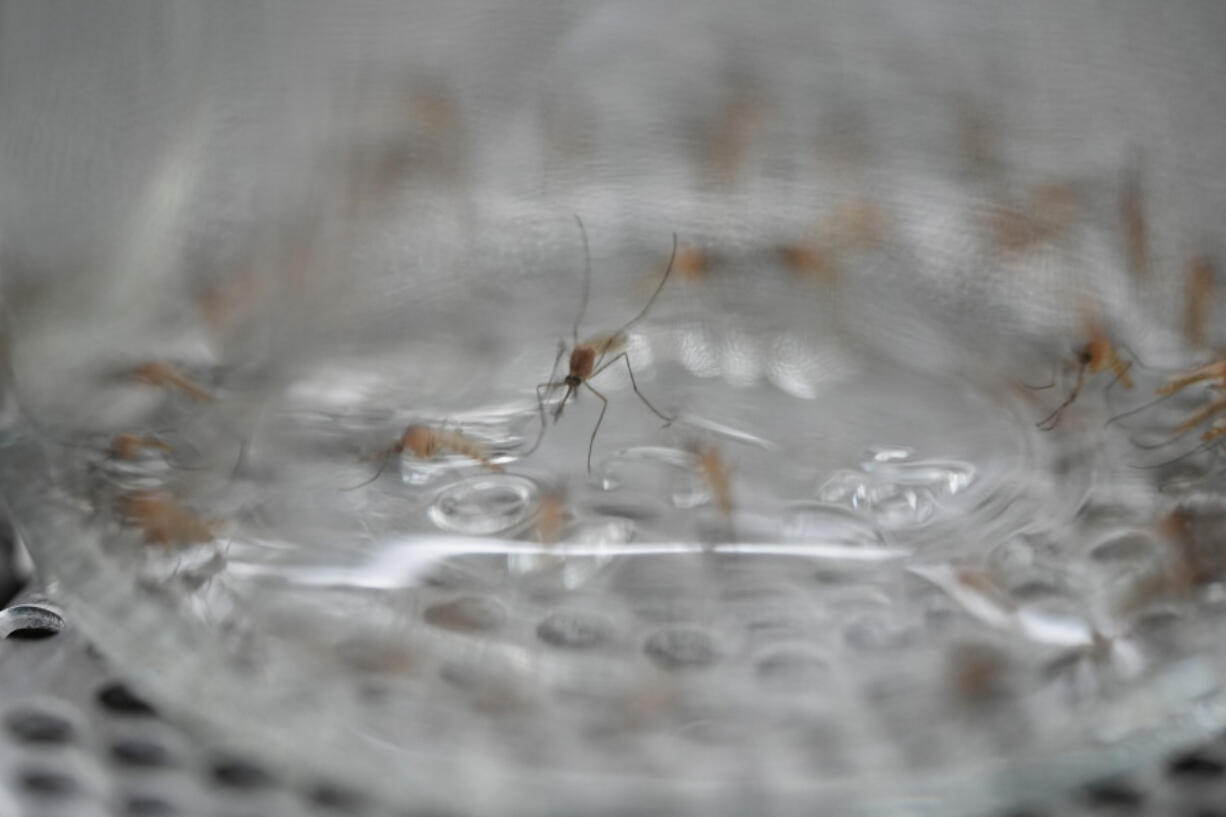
[
  {"left": 97, "top": 682, "right": 157, "bottom": 716},
  {"left": 4, "top": 708, "right": 76, "bottom": 744}
]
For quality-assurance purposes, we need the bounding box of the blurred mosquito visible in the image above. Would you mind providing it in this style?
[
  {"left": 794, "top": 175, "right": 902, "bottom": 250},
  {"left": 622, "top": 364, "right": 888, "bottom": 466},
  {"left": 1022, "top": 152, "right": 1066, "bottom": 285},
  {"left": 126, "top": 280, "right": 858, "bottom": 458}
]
[
  {"left": 1184, "top": 256, "right": 1216, "bottom": 348},
  {"left": 528, "top": 216, "right": 677, "bottom": 472},
  {"left": 131, "top": 361, "right": 215, "bottom": 403},
  {"left": 1032, "top": 311, "right": 1134, "bottom": 431},
  {"left": 118, "top": 490, "right": 220, "bottom": 548},
  {"left": 1108, "top": 356, "right": 1226, "bottom": 470},
  {"left": 346, "top": 423, "right": 502, "bottom": 490}
]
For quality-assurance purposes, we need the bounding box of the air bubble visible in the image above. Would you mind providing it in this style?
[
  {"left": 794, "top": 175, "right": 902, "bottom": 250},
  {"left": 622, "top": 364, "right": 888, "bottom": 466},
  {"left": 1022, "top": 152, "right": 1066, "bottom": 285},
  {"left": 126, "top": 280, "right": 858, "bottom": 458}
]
[{"left": 428, "top": 475, "right": 538, "bottom": 535}]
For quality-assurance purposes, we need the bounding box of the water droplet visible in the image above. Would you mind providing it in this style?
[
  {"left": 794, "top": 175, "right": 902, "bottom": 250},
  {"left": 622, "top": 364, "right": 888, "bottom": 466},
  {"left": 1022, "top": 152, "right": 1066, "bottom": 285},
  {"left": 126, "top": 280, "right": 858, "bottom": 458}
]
[
  {"left": 595, "top": 447, "right": 708, "bottom": 509},
  {"left": 867, "top": 484, "right": 936, "bottom": 529},
  {"left": 816, "top": 471, "right": 875, "bottom": 510},
  {"left": 872, "top": 459, "right": 977, "bottom": 496},
  {"left": 860, "top": 445, "right": 914, "bottom": 468},
  {"left": 571, "top": 518, "right": 637, "bottom": 546},
  {"left": 643, "top": 627, "right": 721, "bottom": 670},
  {"left": 779, "top": 503, "right": 886, "bottom": 550},
  {"left": 428, "top": 475, "right": 538, "bottom": 535}
]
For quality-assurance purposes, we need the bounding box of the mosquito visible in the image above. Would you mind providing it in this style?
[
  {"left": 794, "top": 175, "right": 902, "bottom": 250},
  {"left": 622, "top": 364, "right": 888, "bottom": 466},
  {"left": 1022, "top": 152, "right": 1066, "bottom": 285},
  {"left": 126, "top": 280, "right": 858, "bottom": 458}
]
[
  {"left": 131, "top": 361, "right": 216, "bottom": 403},
  {"left": 346, "top": 422, "right": 502, "bottom": 490},
  {"left": 1035, "top": 314, "right": 1133, "bottom": 431},
  {"left": 117, "top": 490, "right": 220, "bottom": 548},
  {"left": 530, "top": 216, "right": 677, "bottom": 472}
]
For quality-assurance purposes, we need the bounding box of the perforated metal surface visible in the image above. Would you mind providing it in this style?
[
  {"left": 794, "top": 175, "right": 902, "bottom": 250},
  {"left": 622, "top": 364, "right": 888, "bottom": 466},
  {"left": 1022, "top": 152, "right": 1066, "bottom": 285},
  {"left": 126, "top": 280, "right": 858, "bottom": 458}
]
[
  {"left": 0, "top": 587, "right": 400, "bottom": 817},
  {"left": 1, "top": 582, "right": 1225, "bottom": 817}
]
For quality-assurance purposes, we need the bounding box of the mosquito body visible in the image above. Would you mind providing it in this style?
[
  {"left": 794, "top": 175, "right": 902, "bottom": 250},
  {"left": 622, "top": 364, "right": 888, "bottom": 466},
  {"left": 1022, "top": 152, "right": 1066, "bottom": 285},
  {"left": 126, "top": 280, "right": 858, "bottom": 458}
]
[
  {"left": 118, "top": 490, "right": 218, "bottom": 547},
  {"left": 694, "top": 442, "right": 733, "bottom": 519},
  {"left": 347, "top": 423, "right": 502, "bottom": 490},
  {"left": 532, "top": 217, "right": 677, "bottom": 472}
]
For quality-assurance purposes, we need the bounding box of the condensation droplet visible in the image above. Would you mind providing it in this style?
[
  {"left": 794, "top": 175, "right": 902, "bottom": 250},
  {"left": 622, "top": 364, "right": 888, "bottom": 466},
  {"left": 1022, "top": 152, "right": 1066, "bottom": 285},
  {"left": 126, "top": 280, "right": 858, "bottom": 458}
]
[{"left": 428, "top": 475, "right": 539, "bottom": 535}]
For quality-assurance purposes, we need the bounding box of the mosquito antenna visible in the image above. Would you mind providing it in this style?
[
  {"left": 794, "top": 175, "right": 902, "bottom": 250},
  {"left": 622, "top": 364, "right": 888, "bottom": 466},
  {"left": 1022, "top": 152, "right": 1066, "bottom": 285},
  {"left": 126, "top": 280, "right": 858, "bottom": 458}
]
[
  {"left": 571, "top": 214, "right": 591, "bottom": 347},
  {"left": 342, "top": 448, "right": 394, "bottom": 491},
  {"left": 617, "top": 233, "right": 678, "bottom": 334}
]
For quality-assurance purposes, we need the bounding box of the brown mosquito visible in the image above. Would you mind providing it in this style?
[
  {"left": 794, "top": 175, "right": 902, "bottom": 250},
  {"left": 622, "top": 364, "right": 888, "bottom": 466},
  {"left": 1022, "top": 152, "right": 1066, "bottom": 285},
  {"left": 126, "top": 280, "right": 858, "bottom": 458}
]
[
  {"left": 1034, "top": 311, "right": 1133, "bottom": 431},
  {"left": 346, "top": 423, "right": 502, "bottom": 490},
  {"left": 529, "top": 216, "right": 677, "bottom": 471}
]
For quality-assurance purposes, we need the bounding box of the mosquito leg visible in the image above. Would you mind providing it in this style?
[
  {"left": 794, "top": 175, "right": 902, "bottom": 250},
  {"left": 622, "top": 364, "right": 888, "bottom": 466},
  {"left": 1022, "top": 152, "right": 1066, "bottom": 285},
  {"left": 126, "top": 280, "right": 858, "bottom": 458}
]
[
  {"left": 547, "top": 341, "right": 566, "bottom": 386},
  {"left": 524, "top": 381, "right": 564, "bottom": 456},
  {"left": 1130, "top": 438, "right": 1218, "bottom": 470},
  {"left": 1104, "top": 392, "right": 1175, "bottom": 429},
  {"left": 591, "top": 352, "right": 672, "bottom": 424},
  {"left": 1036, "top": 366, "right": 1087, "bottom": 430},
  {"left": 582, "top": 382, "right": 609, "bottom": 473},
  {"left": 343, "top": 447, "right": 395, "bottom": 491}
]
